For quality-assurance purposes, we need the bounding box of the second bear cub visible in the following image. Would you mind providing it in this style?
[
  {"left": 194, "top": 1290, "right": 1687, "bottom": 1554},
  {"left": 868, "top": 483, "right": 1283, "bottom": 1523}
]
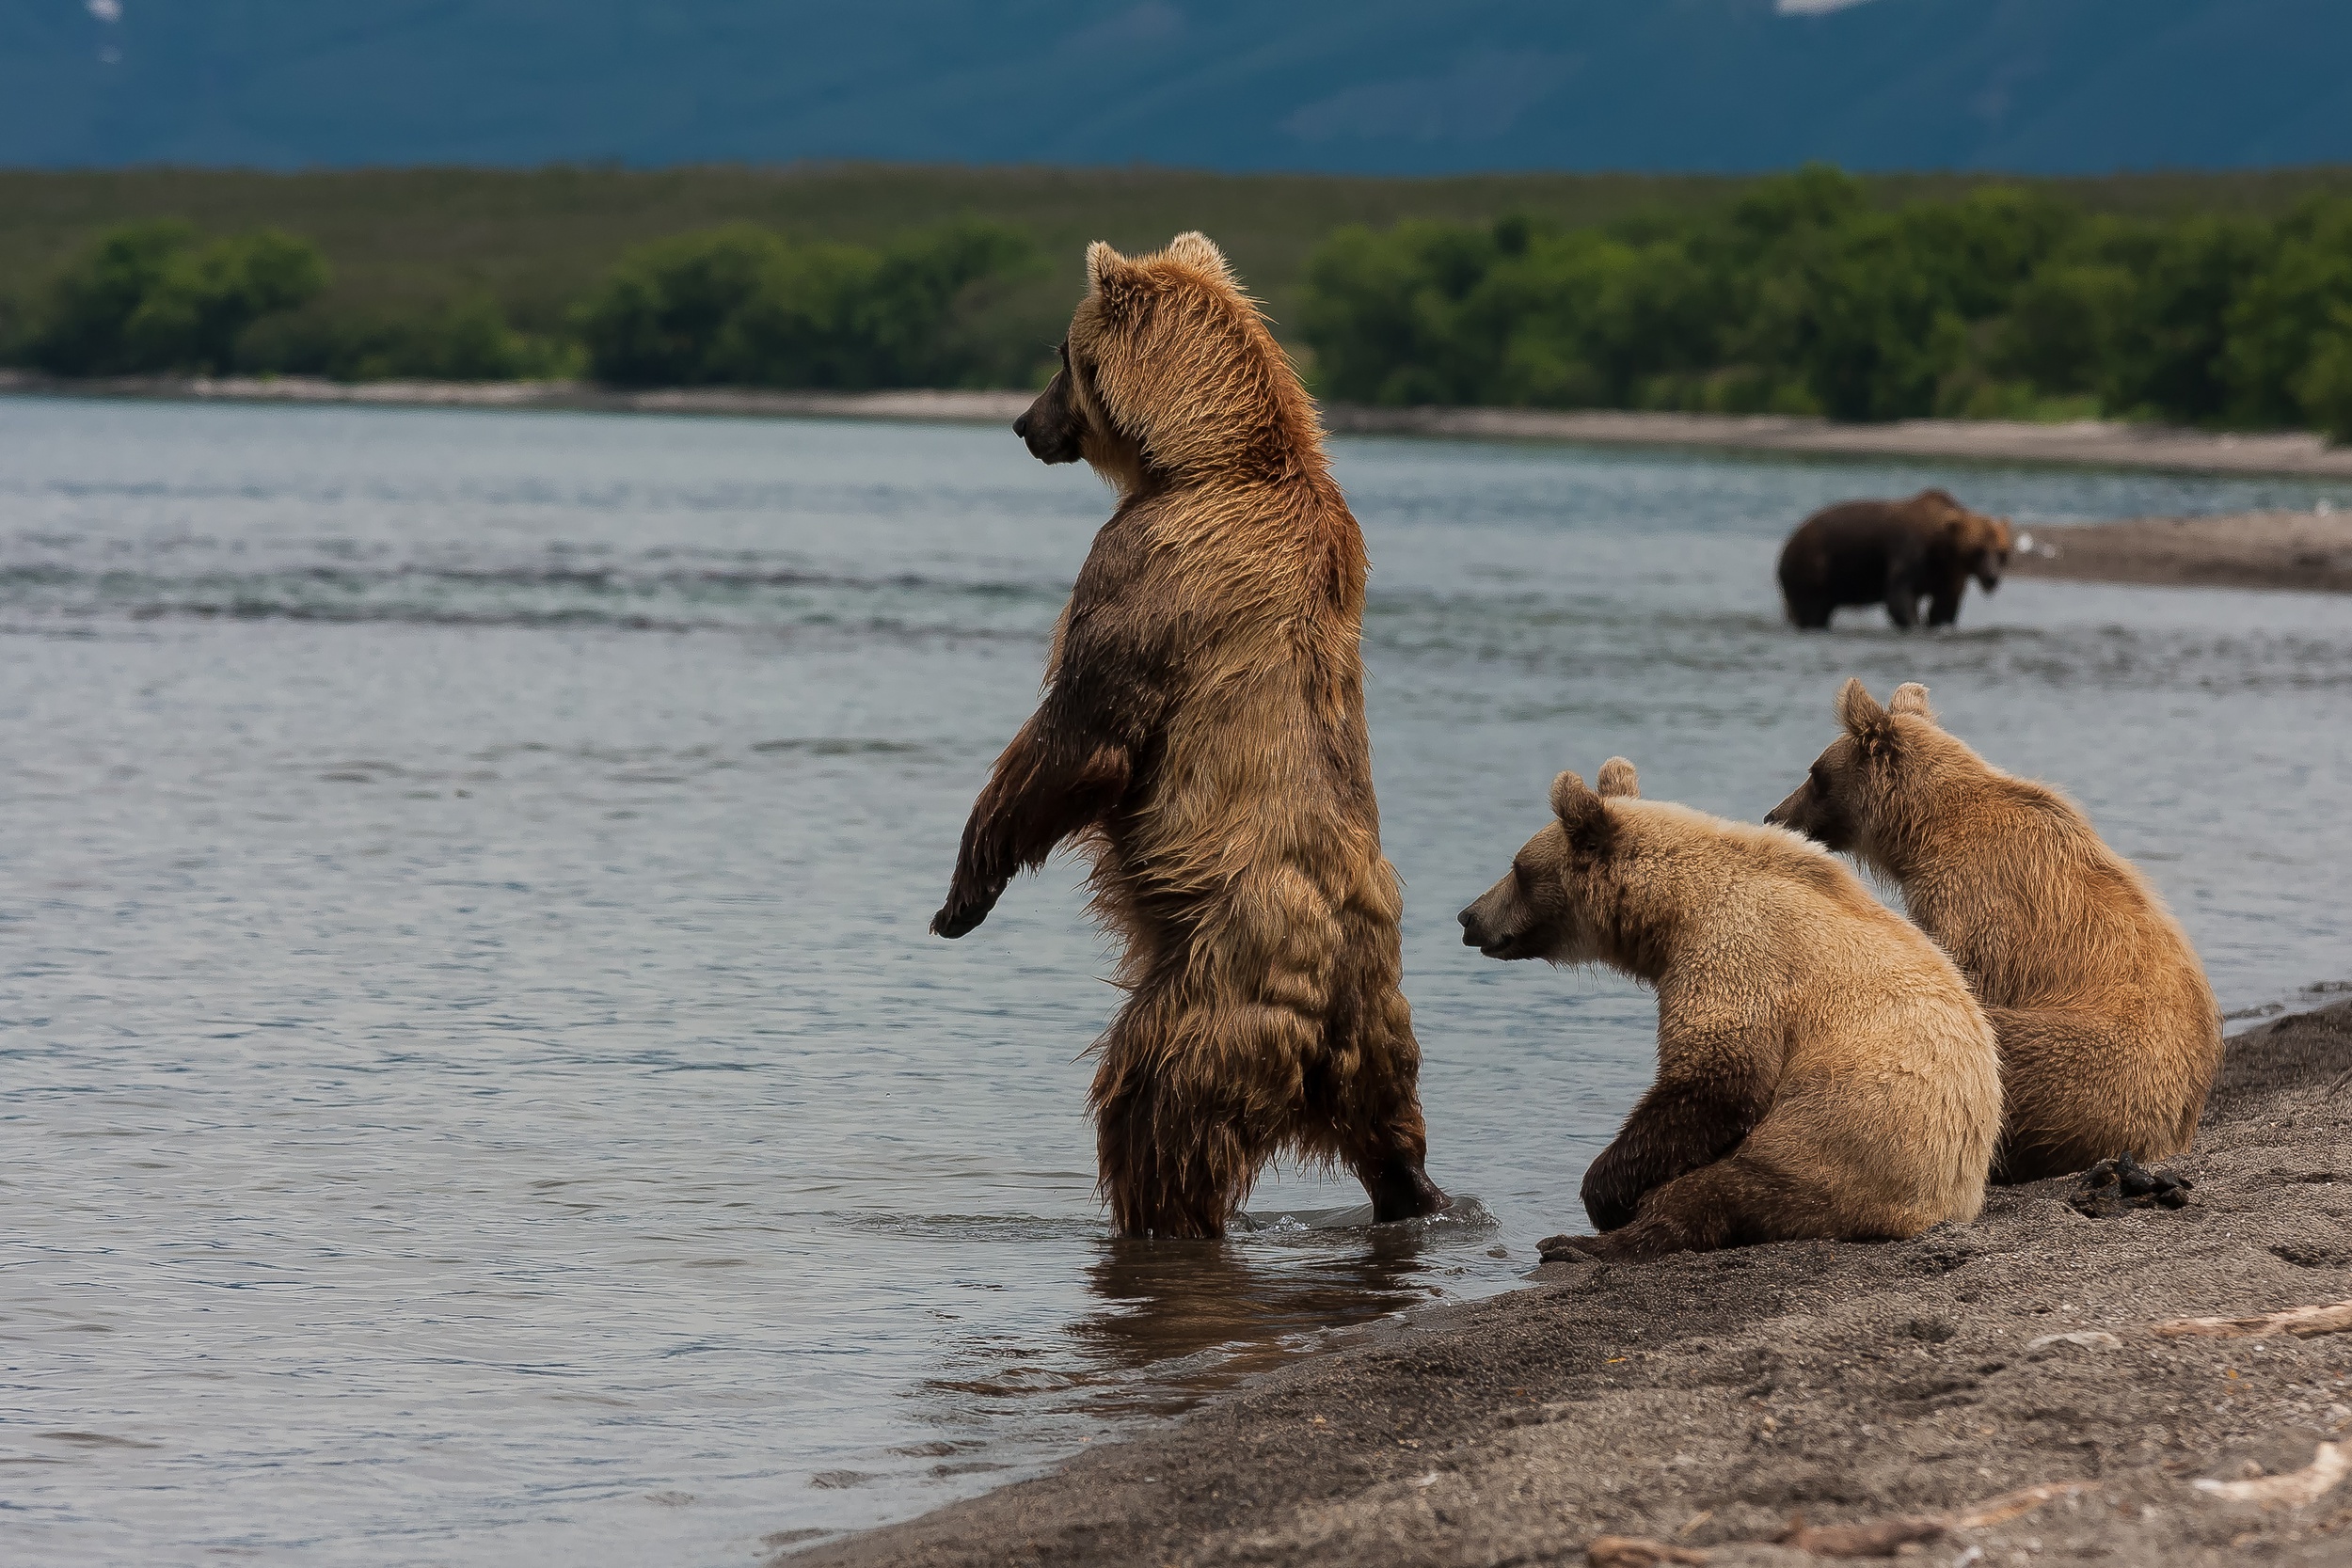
[
  {"left": 1767, "top": 680, "right": 2222, "bottom": 1181},
  {"left": 1460, "top": 759, "right": 2001, "bottom": 1259}
]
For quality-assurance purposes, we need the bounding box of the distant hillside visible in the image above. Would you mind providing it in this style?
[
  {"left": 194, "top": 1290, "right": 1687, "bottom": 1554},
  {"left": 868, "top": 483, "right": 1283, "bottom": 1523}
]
[{"left": 3, "top": 0, "right": 2348, "bottom": 174}]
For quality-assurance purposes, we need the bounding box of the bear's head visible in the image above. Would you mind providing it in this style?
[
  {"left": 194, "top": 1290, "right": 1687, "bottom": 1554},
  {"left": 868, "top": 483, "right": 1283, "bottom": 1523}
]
[
  {"left": 1765, "top": 678, "right": 1946, "bottom": 859},
  {"left": 1458, "top": 757, "right": 1643, "bottom": 965},
  {"left": 1012, "top": 231, "right": 1321, "bottom": 492},
  {"left": 1919, "top": 490, "right": 2014, "bottom": 592}
]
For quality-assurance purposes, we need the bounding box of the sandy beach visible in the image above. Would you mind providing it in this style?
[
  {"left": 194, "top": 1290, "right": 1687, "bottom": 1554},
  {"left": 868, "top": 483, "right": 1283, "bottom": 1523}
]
[{"left": 789, "top": 997, "right": 2352, "bottom": 1568}]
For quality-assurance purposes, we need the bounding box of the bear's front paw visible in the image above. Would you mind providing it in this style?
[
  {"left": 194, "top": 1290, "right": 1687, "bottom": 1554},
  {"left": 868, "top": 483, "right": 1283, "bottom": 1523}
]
[
  {"left": 930, "top": 876, "right": 1007, "bottom": 939},
  {"left": 930, "top": 898, "right": 988, "bottom": 939},
  {"left": 1580, "top": 1152, "right": 1646, "bottom": 1232}
]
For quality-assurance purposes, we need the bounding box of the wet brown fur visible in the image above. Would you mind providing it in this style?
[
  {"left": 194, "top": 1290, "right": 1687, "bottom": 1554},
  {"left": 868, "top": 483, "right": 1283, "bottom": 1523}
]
[
  {"left": 1767, "top": 680, "right": 2223, "bottom": 1182},
  {"left": 1459, "top": 760, "right": 2001, "bottom": 1259},
  {"left": 1777, "top": 488, "right": 2015, "bottom": 630},
  {"left": 931, "top": 232, "right": 1441, "bottom": 1239}
]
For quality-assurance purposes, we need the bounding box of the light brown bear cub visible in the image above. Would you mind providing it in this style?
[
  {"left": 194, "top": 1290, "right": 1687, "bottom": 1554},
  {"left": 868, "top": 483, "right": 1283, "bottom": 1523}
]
[
  {"left": 931, "top": 232, "right": 1443, "bottom": 1239},
  {"left": 1768, "top": 680, "right": 2222, "bottom": 1182},
  {"left": 1460, "top": 759, "right": 2001, "bottom": 1259}
]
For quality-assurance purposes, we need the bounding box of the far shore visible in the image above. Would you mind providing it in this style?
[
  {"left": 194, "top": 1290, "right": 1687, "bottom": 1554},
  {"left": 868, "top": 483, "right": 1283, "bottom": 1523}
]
[
  {"left": 2012, "top": 511, "right": 2352, "bottom": 594},
  {"left": 11, "top": 370, "right": 2352, "bottom": 482},
  {"left": 790, "top": 997, "right": 2352, "bottom": 1568}
]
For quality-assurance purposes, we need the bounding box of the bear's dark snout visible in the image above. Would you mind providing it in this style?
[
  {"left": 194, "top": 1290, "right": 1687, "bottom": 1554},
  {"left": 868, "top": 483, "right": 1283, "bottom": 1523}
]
[{"left": 1011, "top": 410, "right": 1032, "bottom": 441}]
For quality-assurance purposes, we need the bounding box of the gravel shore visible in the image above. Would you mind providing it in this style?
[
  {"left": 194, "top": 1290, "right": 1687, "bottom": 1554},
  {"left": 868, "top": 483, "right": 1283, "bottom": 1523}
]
[
  {"left": 2010, "top": 512, "right": 2352, "bottom": 594},
  {"left": 787, "top": 998, "right": 2352, "bottom": 1568}
]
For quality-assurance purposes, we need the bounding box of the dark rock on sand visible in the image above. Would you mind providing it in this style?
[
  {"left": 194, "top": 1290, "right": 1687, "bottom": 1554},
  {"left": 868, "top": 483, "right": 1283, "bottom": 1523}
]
[
  {"left": 2069, "top": 1153, "right": 2194, "bottom": 1218},
  {"left": 788, "top": 999, "right": 2352, "bottom": 1567}
]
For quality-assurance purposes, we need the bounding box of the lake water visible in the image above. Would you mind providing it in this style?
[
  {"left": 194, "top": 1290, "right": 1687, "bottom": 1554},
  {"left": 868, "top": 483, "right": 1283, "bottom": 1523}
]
[{"left": 4, "top": 395, "right": 2349, "bottom": 1566}]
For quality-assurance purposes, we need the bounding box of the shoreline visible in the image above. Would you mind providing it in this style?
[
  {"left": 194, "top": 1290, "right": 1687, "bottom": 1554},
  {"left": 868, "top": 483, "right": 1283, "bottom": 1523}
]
[
  {"left": 2010, "top": 513, "right": 2352, "bottom": 594},
  {"left": 788, "top": 997, "right": 2352, "bottom": 1568},
  {"left": 9, "top": 371, "right": 2352, "bottom": 480}
]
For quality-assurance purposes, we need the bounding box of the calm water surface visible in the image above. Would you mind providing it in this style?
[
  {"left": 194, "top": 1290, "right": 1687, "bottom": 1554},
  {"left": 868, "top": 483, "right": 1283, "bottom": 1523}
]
[{"left": 4, "top": 397, "right": 2349, "bottom": 1564}]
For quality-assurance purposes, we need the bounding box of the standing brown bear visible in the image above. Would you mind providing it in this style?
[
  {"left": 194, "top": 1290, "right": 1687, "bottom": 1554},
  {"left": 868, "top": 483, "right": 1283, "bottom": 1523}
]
[
  {"left": 1768, "top": 680, "right": 2223, "bottom": 1181},
  {"left": 930, "top": 232, "right": 1444, "bottom": 1239},
  {"left": 1777, "top": 488, "right": 2014, "bottom": 629},
  {"left": 1459, "top": 759, "right": 2000, "bottom": 1259}
]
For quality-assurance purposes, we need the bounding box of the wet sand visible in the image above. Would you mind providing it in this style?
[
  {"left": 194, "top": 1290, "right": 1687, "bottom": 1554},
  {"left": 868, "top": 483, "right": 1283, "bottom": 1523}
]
[
  {"left": 2010, "top": 512, "right": 2352, "bottom": 594},
  {"left": 8, "top": 372, "right": 2352, "bottom": 481},
  {"left": 789, "top": 998, "right": 2352, "bottom": 1567}
]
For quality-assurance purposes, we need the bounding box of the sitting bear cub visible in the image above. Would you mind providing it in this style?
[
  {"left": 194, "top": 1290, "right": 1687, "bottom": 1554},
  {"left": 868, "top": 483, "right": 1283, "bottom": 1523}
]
[
  {"left": 1767, "top": 680, "right": 2222, "bottom": 1181},
  {"left": 1460, "top": 759, "right": 2001, "bottom": 1259}
]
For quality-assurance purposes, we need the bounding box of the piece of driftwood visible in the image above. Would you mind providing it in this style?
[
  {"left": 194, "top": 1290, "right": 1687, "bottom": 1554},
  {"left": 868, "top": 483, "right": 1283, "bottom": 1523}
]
[
  {"left": 1770, "top": 1480, "right": 2102, "bottom": 1558},
  {"left": 1591, "top": 1478, "right": 2102, "bottom": 1561},
  {"left": 1585, "top": 1534, "right": 1710, "bottom": 1566},
  {"left": 1774, "top": 1513, "right": 1947, "bottom": 1557},
  {"left": 2152, "top": 1299, "right": 2352, "bottom": 1339},
  {"left": 1948, "top": 1481, "right": 2103, "bottom": 1528},
  {"left": 2192, "top": 1442, "right": 2349, "bottom": 1507}
]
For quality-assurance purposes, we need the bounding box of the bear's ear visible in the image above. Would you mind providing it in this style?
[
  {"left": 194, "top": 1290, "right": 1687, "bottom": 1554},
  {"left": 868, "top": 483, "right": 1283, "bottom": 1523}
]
[
  {"left": 1550, "top": 769, "right": 1611, "bottom": 853},
  {"left": 1164, "top": 230, "right": 1234, "bottom": 282},
  {"left": 1596, "top": 756, "right": 1640, "bottom": 799},
  {"left": 1085, "top": 241, "right": 1130, "bottom": 293},
  {"left": 1836, "top": 676, "right": 1886, "bottom": 735},
  {"left": 1888, "top": 682, "right": 1936, "bottom": 721}
]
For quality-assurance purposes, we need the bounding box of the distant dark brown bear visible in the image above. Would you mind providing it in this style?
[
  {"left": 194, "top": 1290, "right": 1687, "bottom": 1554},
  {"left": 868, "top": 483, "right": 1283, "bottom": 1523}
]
[
  {"left": 1777, "top": 489, "right": 2014, "bottom": 630},
  {"left": 930, "top": 232, "right": 1444, "bottom": 1239}
]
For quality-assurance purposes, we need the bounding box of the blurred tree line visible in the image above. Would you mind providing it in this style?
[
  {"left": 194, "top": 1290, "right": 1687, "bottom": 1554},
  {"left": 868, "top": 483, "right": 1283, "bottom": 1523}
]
[
  {"left": 1299, "top": 165, "right": 2352, "bottom": 439},
  {"left": 0, "top": 215, "right": 1047, "bottom": 391},
  {"left": 8, "top": 169, "right": 2352, "bottom": 441}
]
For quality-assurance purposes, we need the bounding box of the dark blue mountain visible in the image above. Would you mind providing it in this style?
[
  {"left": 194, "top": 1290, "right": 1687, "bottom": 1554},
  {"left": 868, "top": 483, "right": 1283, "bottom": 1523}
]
[{"left": 4, "top": 0, "right": 2347, "bottom": 173}]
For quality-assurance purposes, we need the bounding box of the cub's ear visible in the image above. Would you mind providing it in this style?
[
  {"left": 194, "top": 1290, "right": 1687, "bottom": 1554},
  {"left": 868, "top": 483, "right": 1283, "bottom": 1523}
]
[
  {"left": 1164, "top": 231, "right": 1233, "bottom": 281},
  {"left": 1550, "top": 769, "right": 1611, "bottom": 852},
  {"left": 1596, "top": 756, "right": 1640, "bottom": 800},
  {"left": 1085, "top": 240, "right": 1130, "bottom": 293},
  {"left": 1836, "top": 677, "right": 1885, "bottom": 735},
  {"left": 1888, "top": 682, "right": 1936, "bottom": 721}
]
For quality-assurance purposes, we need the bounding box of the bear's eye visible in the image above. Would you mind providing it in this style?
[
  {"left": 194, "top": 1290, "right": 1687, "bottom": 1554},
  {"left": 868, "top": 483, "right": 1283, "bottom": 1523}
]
[
  {"left": 1510, "top": 859, "right": 1534, "bottom": 895},
  {"left": 1809, "top": 761, "right": 1830, "bottom": 791}
]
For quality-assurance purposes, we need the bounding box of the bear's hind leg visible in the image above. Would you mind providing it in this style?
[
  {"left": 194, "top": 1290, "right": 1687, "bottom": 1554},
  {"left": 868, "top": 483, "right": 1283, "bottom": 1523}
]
[
  {"left": 1984, "top": 1006, "right": 2196, "bottom": 1183},
  {"left": 1093, "top": 1064, "right": 1255, "bottom": 1238},
  {"left": 1089, "top": 989, "right": 1313, "bottom": 1239},
  {"left": 1785, "top": 596, "right": 1834, "bottom": 630},
  {"left": 1313, "top": 984, "right": 1444, "bottom": 1224},
  {"left": 1557, "top": 1148, "right": 1874, "bottom": 1260},
  {"left": 1343, "top": 1096, "right": 1442, "bottom": 1224}
]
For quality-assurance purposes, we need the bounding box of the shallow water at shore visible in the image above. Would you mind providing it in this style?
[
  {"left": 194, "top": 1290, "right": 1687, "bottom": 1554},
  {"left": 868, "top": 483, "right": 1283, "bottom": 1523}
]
[{"left": 4, "top": 397, "right": 2350, "bottom": 1565}]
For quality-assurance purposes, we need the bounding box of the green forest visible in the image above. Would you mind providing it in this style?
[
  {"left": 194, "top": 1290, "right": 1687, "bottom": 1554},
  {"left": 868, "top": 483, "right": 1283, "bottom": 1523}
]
[{"left": 6, "top": 163, "right": 2352, "bottom": 436}]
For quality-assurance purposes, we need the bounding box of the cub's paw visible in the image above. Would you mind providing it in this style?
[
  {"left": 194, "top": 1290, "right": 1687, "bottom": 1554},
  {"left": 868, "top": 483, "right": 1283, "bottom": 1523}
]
[{"left": 1537, "top": 1231, "right": 1613, "bottom": 1263}]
